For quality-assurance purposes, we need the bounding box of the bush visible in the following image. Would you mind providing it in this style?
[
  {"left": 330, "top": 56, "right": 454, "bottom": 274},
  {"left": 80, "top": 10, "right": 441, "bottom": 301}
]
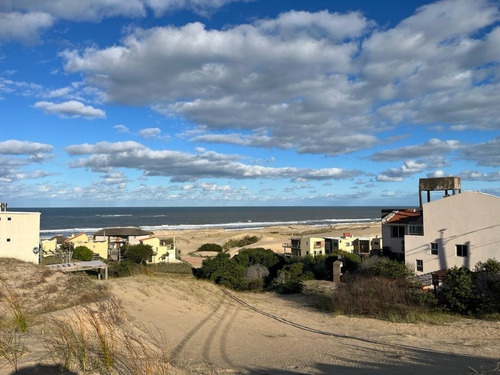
[
  {"left": 122, "top": 244, "right": 153, "bottom": 265},
  {"left": 234, "top": 248, "right": 280, "bottom": 269},
  {"left": 198, "top": 253, "right": 247, "bottom": 290},
  {"left": 149, "top": 262, "right": 193, "bottom": 275},
  {"left": 223, "top": 235, "right": 260, "bottom": 250},
  {"left": 73, "top": 246, "right": 94, "bottom": 261},
  {"left": 440, "top": 266, "right": 481, "bottom": 315},
  {"left": 330, "top": 275, "right": 437, "bottom": 321},
  {"left": 362, "top": 257, "right": 413, "bottom": 280},
  {"left": 197, "top": 243, "right": 223, "bottom": 252},
  {"left": 273, "top": 262, "right": 313, "bottom": 294},
  {"left": 475, "top": 258, "right": 500, "bottom": 275}
]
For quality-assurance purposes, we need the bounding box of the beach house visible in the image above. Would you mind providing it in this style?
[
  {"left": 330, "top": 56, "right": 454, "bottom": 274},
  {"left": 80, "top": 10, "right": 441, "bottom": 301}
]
[
  {"left": 0, "top": 203, "right": 41, "bottom": 264},
  {"left": 353, "top": 236, "right": 383, "bottom": 256},
  {"left": 62, "top": 233, "right": 109, "bottom": 259},
  {"left": 324, "top": 233, "right": 354, "bottom": 254},
  {"left": 140, "top": 236, "right": 180, "bottom": 263},
  {"left": 287, "top": 236, "right": 325, "bottom": 257},
  {"left": 92, "top": 227, "right": 152, "bottom": 260},
  {"left": 381, "top": 177, "right": 500, "bottom": 274}
]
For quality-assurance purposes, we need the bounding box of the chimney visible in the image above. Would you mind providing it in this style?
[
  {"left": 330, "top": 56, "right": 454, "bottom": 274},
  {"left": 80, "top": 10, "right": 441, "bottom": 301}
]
[{"left": 0, "top": 203, "right": 7, "bottom": 212}]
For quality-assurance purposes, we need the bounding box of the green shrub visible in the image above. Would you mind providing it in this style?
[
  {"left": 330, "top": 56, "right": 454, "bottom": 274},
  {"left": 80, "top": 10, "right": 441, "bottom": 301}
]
[
  {"left": 272, "top": 262, "right": 313, "bottom": 294},
  {"left": 108, "top": 260, "right": 135, "bottom": 277},
  {"left": 197, "top": 243, "right": 223, "bottom": 252},
  {"left": 440, "top": 266, "right": 481, "bottom": 315},
  {"left": 475, "top": 258, "right": 500, "bottom": 275},
  {"left": 223, "top": 235, "right": 260, "bottom": 250},
  {"left": 332, "top": 250, "right": 361, "bottom": 272},
  {"left": 363, "top": 257, "right": 413, "bottom": 280},
  {"left": 122, "top": 244, "right": 153, "bottom": 265},
  {"left": 198, "top": 253, "right": 247, "bottom": 290},
  {"left": 234, "top": 248, "right": 280, "bottom": 269},
  {"left": 73, "top": 246, "right": 94, "bottom": 261}
]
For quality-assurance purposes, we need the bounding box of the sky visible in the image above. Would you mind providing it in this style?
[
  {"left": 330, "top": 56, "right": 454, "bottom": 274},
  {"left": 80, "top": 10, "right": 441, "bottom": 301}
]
[{"left": 0, "top": 0, "right": 499, "bottom": 207}]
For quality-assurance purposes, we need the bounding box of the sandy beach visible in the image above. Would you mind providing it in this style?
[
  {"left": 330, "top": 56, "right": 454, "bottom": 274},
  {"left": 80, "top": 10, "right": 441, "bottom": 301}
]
[{"left": 155, "top": 222, "right": 382, "bottom": 267}]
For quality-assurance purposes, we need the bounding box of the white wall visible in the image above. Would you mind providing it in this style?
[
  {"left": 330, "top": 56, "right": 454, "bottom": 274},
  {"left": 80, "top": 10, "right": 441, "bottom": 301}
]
[
  {"left": 0, "top": 211, "right": 41, "bottom": 264},
  {"left": 405, "top": 192, "right": 500, "bottom": 274}
]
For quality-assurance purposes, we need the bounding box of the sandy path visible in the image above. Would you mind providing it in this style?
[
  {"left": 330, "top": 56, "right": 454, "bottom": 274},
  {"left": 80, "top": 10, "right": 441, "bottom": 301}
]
[{"left": 109, "top": 275, "right": 500, "bottom": 375}]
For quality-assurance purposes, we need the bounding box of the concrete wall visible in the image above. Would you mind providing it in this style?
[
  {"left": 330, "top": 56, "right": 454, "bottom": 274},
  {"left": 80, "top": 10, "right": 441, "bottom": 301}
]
[
  {"left": 405, "top": 191, "right": 500, "bottom": 274},
  {"left": 0, "top": 211, "right": 41, "bottom": 264}
]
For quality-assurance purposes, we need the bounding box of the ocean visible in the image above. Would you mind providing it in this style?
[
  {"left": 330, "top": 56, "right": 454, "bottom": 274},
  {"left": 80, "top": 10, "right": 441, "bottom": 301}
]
[{"left": 12, "top": 206, "right": 385, "bottom": 238}]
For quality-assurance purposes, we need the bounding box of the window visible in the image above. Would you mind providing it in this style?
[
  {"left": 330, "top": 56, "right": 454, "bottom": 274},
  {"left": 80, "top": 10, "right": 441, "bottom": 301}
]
[
  {"left": 456, "top": 244, "right": 468, "bottom": 257},
  {"left": 430, "top": 242, "right": 438, "bottom": 255},
  {"left": 416, "top": 259, "right": 423, "bottom": 272},
  {"left": 6, "top": 238, "right": 11, "bottom": 242},
  {"left": 391, "top": 226, "right": 405, "bottom": 238},
  {"left": 7, "top": 217, "right": 11, "bottom": 221}
]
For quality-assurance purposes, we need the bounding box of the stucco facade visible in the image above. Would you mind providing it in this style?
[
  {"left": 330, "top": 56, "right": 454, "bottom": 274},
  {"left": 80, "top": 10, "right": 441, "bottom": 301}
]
[
  {"left": 289, "top": 236, "right": 325, "bottom": 257},
  {"left": 0, "top": 208, "right": 41, "bottom": 264},
  {"left": 141, "top": 236, "right": 179, "bottom": 263},
  {"left": 404, "top": 191, "right": 500, "bottom": 274}
]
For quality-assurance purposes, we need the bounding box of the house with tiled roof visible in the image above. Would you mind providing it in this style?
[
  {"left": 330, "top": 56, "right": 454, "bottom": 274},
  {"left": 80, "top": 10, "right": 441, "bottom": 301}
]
[{"left": 382, "top": 177, "right": 500, "bottom": 274}]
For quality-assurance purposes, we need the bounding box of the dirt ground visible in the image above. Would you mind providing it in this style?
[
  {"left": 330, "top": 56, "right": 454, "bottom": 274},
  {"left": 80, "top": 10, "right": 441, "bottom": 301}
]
[{"left": 110, "top": 274, "right": 500, "bottom": 375}]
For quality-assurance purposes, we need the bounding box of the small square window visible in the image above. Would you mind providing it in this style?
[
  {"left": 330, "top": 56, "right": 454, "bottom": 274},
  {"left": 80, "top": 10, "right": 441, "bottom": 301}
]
[
  {"left": 456, "top": 244, "right": 468, "bottom": 257},
  {"left": 430, "top": 242, "right": 438, "bottom": 255},
  {"left": 416, "top": 259, "right": 423, "bottom": 272},
  {"left": 7, "top": 217, "right": 11, "bottom": 221},
  {"left": 6, "top": 238, "right": 11, "bottom": 242}
]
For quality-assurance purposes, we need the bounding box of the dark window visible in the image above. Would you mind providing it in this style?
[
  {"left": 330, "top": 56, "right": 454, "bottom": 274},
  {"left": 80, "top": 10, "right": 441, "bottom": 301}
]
[
  {"left": 6, "top": 238, "right": 11, "bottom": 242},
  {"left": 7, "top": 217, "right": 11, "bottom": 221},
  {"left": 456, "top": 244, "right": 468, "bottom": 257},
  {"left": 416, "top": 259, "right": 423, "bottom": 272},
  {"left": 430, "top": 242, "right": 438, "bottom": 255},
  {"left": 391, "top": 226, "right": 405, "bottom": 238}
]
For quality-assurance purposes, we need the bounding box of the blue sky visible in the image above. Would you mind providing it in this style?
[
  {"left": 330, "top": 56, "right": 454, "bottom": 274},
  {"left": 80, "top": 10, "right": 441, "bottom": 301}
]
[{"left": 0, "top": 0, "right": 499, "bottom": 207}]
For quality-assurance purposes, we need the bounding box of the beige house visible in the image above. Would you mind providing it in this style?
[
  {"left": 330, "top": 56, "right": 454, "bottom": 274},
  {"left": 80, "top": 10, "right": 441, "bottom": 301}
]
[
  {"left": 324, "top": 233, "right": 355, "bottom": 254},
  {"left": 92, "top": 227, "right": 152, "bottom": 261},
  {"left": 63, "top": 233, "right": 109, "bottom": 259},
  {"left": 353, "top": 236, "right": 383, "bottom": 256},
  {"left": 404, "top": 191, "right": 500, "bottom": 275},
  {"left": 0, "top": 203, "right": 41, "bottom": 264},
  {"left": 288, "top": 236, "right": 325, "bottom": 257},
  {"left": 140, "top": 236, "right": 180, "bottom": 263},
  {"left": 41, "top": 238, "right": 58, "bottom": 255}
]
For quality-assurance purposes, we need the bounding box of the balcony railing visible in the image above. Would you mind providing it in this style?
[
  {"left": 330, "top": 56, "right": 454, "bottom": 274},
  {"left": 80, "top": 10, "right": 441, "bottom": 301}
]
[{"left": 408, "top": 224, "right": 423, "bottom": 235}]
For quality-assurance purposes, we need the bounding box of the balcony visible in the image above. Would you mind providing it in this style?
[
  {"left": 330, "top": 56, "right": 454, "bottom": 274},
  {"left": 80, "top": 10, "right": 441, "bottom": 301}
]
[{"left": 408, "top": 224, "right": 423, "bottom": 235}]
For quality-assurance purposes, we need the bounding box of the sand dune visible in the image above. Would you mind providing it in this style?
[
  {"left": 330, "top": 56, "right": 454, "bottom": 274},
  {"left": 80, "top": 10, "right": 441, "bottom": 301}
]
[
  {"left": 2, "top": 224, "right": 499, "bottom": 374},
  {"left": 110, "top": 274, "right": 500, "bottom": 374}
]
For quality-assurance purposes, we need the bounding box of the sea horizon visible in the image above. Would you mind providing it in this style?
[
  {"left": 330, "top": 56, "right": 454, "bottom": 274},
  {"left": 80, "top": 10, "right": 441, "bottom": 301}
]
[{"left": 9, "top": 206, "right": 402, "bottom": 238}]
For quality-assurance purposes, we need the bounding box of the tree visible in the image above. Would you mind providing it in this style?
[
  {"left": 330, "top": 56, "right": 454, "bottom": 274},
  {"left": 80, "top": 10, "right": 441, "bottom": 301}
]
[
  {"left": 73, "top": 246, "right": 94, "bottom": 261},
  {"left": 122, "top": 244, "right": 153, "bottom": 265}
]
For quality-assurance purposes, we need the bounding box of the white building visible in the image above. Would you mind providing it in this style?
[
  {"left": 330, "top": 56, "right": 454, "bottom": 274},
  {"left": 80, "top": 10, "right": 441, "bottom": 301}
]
[
  {"left": 0, "top": 203, "right": 41, "bottom": 264},
  {"left": 404, "top": 191, "right": 500, "bottom": 275}
]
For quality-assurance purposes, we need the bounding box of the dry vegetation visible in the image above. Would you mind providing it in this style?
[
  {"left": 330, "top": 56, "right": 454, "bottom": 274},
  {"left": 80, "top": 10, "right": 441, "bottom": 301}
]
[{"left": 1, "top": 257, "right": 499, "bottom": 374}]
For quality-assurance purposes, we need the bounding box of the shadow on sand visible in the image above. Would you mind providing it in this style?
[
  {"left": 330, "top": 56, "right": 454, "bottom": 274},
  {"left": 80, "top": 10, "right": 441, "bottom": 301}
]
[
  {"left": 10, "top": 364, "right": 77, "bottom": 375},
  {"left": 245, "top": 348, "right": 499, "bottom": 375}
]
